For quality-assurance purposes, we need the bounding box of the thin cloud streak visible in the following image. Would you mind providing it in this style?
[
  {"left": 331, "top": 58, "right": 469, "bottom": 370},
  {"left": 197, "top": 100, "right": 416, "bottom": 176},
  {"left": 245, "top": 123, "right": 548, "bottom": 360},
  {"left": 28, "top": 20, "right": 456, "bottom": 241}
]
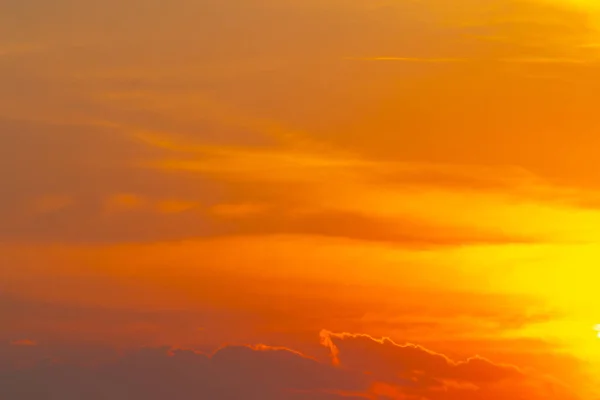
[{"left": 347, "top": 56, "right": 596, "bottom": 64}]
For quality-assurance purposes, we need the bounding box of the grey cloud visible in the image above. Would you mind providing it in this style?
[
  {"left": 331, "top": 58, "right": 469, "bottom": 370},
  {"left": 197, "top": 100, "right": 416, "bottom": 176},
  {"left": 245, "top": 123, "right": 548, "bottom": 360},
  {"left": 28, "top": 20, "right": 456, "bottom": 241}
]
[
  {"left": 0, "top": 345, "right": 367, "bottom": 400},
  {"left": 0, "top": 331, "right": 580, "bottom": 400}
]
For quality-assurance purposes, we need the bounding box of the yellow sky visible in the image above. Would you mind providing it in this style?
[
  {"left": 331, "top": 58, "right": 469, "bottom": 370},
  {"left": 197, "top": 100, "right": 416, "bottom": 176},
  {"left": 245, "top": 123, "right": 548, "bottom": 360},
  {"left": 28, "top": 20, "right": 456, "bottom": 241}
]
[{"left": 3, "top": 0, "right": 600, "bottom": 399}]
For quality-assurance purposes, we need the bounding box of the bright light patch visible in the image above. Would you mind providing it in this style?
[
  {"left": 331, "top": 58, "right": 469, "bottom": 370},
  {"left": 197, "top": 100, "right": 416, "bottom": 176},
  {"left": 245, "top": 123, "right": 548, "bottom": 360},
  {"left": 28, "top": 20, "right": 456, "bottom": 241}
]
[{"left": 546, "top": 0, "right": 600, "bottom": 9}]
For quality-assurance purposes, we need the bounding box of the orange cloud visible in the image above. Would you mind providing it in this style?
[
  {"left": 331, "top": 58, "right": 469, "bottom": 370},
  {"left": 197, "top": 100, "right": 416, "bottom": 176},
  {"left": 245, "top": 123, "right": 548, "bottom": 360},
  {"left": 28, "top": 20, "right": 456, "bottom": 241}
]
[
  {"left": 210, "top": 203, "right": 266, "bottom": 218},
  {"left": 104, "top": 193, "right": 146, "bottom": 212},
  {"left": 103, "top": 194, "right": 201, "bottom": 215},
  {"left": 10, "top": 339, "right": 38, "bottom": 347},
  {"left": 155, "top": 200, "right": 200, "bottom": 214},
  {"left": 30, "top": 195, "right": 74, "bottom": 214},
  {"left": 347, "top": 57, "right": 466, "bottom": 63}
]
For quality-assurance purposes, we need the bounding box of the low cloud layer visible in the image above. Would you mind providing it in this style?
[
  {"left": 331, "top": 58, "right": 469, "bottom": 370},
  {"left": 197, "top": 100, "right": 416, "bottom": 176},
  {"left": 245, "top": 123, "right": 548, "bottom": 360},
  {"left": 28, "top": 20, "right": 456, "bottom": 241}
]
[{"left": 0, "top": 331, "right": 580, "bottom": 400}]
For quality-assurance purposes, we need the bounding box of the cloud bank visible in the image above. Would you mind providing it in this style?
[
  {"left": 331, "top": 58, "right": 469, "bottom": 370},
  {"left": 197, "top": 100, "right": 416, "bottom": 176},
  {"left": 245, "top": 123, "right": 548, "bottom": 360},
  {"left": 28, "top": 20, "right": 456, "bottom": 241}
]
[{"left": 0, "top": 331, "right": 580, "bottom": 400}]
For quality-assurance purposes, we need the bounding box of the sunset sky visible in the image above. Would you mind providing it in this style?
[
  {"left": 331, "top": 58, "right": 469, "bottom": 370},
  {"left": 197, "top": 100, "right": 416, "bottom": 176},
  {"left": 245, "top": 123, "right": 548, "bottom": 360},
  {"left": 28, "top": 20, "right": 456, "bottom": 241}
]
[{"left": 3, "top": 0, "right": 600, "bottom": 399}]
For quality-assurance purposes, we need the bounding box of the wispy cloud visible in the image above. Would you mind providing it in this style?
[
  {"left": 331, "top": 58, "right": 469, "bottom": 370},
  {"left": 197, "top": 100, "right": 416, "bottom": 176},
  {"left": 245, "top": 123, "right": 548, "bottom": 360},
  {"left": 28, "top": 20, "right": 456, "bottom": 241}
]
[
  {"left": 30, "top": 195, "right": 74, "bottom": 215},
  {"left": 10, "top": 339, "right": 38, "bottom": 347},
  {"left": 129, "top": 131, "right": 600, "bottom": 245},
  {"left": 347, "top": 56, "right": 596, "bottom": 65},
  {"left": 0, "top": 43, "right": 43, "bottom": 58},
  {"left": 345, "top": 56, "right": 467, "bottom": 63}
]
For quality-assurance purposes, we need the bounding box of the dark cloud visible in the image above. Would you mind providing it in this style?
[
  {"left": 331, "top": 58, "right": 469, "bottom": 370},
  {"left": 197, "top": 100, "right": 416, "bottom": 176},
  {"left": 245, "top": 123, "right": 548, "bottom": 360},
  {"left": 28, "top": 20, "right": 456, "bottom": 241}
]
[
  {"left": 320, "top": 331, "right": 521, "bottom": 384},
  {"left": 320, "top": 331, "right": 580, "bottom": 400},
  {"left": 0, "top": 289, "right": 563, "bottom": 379},
  {"left": 0, "top": 344, "right": 366, "bottom": 400},
  {"left": 0, "top": 331, "right": 580, "bottom": 400}
]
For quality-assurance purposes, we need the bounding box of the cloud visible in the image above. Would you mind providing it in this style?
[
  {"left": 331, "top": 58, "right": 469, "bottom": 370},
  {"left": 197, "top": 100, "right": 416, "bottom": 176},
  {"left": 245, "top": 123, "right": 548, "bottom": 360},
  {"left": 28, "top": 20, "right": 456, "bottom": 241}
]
[
  {"left": 203, "top": 207, "right": 537, "bottom": 248},
  {"left": 155, "top": 200, "right": 201, "bottom": 214},
  {"left": 29, "top": 195, "right": 74, "bottom": 214},
  {"left": 210, "top": 203, "right": 266, "bottom": 218},
  {"left": 346, "top": 57, "right": 467, "bottom": 63},
  {"left": 5, "top": 120, "right": 566, "bottom": 246},
  {"left": 131, "top": 132, "right": 600, "bottom": 245},
  {"left": 133, "top": 130, "right": 599, "bottom": 209},
  {"left": 320, "top": 330, "right": 522, "bottom": 381},
  {"left": 0, "top": 344, "right": 366, "bottom": 400},
  {"left": 138, "top": 141, "right": 365, "bottom": 185},
  {"left": 0, "top": 331, "right": 581, "bottom": 400},
  {"left": 0, "top": 43, "right": 43, "bottom": 58},
  {"left": 348, "top": 56, "right": 596, "bottom": 64},
  {"left": 104, "top": 194, "right": 146, "bottom": 212},
  {"left": 103, "top": 194, "right": 201, "bottom": 215},
  {"left": 3, "top": 0, "right": 600, "bottom": 249},
  {"left": 319, "top": 331, "right": 581, "bottom": 399},
  {"left": 10, "top": 339, "right": 38, "bottom": 347},
  {"left": 0, "top": 285, "right": 562, "bottom": 367}
]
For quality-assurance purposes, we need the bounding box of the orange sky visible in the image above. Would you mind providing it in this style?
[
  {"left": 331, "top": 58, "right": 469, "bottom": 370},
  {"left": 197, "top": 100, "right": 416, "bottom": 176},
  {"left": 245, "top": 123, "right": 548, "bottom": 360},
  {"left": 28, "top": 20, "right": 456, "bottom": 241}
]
[{"left": 2, "top": 0, "right": 600, "bottom": 399}]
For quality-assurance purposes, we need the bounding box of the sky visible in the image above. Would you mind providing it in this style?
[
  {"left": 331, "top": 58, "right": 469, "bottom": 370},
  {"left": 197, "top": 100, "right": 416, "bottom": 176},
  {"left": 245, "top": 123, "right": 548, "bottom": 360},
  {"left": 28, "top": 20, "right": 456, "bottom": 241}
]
[{"left": 3, "top": 0, "right": 600, "bottom": 399}]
